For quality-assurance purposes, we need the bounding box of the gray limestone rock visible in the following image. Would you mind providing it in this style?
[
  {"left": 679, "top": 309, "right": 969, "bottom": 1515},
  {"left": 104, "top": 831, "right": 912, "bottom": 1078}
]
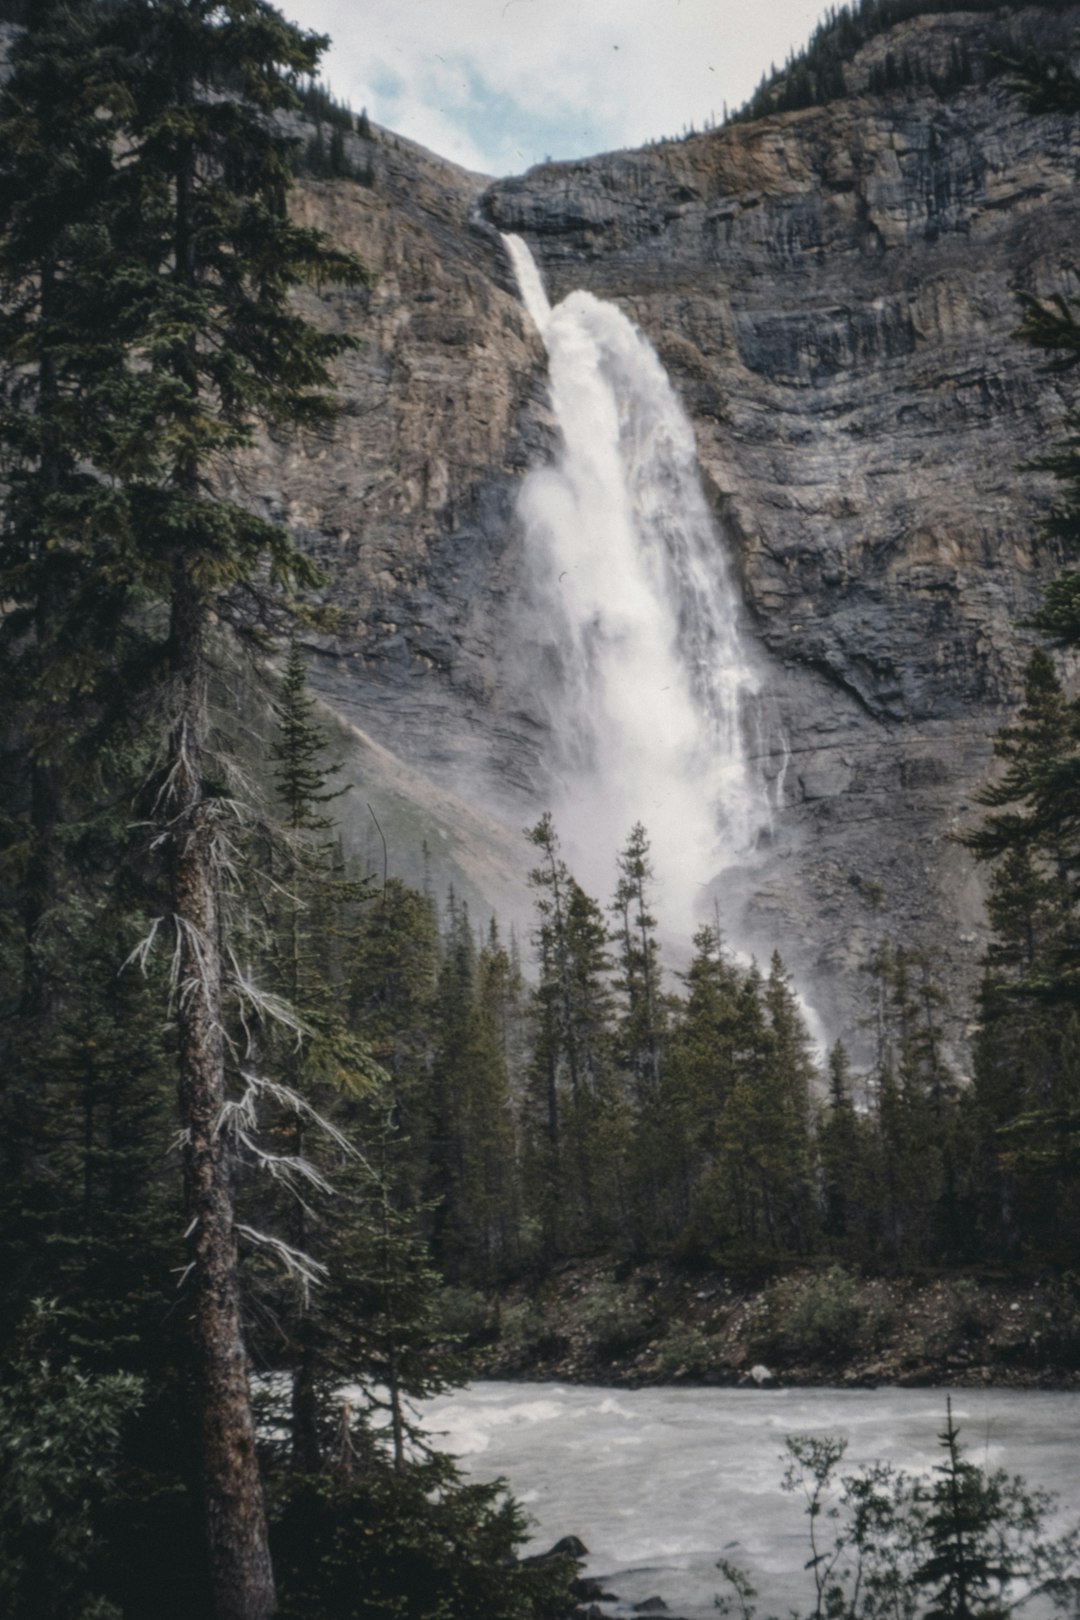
[{"left": 260, "top": 6, "right": 1080, "bottom": 1056}]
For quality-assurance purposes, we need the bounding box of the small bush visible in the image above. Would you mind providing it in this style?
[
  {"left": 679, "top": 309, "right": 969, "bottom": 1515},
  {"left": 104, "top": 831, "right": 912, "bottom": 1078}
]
[
  {"left": 754, "top": 1267, "right": 864, "bottom": 1364},
  {"left": 434, "top": 1286, "right": 494, "bottom": 1345},
  {"left": 576, "top": 1282, "right": 654, "bottom": 1357},
  {"left": 497, "top": 1299, "right": 565, "bottom": 1363},
  {"left": 1044, "top": 1274, "right": 1080, "bottom": 1368},
  {"left": 653, "top": 1322, "right": 722, "bottom": 1379},
  {"left": 944, "top": 1278, "right": 988, "bottom": 1342}
]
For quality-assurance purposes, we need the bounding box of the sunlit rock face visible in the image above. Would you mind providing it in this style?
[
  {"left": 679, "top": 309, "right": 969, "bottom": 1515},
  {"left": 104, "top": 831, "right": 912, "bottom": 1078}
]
[{"left": 253, "top": 6, "right": 1080, "bottom": 1053}]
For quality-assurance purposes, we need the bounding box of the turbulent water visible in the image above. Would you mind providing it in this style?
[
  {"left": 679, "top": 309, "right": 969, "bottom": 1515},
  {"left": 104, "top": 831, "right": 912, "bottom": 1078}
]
[
  {"left": 503, "top": 234, "right": 782, "bottom": 934},
  {"left": 423, "top": 1382, "right": 1080, "bottom": 1618}
]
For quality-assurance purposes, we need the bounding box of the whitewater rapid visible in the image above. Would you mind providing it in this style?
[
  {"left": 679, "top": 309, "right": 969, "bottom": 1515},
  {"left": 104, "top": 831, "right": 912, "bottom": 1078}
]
[{"left": 423, "top": 1382, "right": 1080, "bottom": 1618}]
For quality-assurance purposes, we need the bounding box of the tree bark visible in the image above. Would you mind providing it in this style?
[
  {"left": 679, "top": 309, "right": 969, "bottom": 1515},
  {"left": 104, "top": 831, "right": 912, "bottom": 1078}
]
[{"left": 170, "top": 567, "right": 276, "bottom": 1620}]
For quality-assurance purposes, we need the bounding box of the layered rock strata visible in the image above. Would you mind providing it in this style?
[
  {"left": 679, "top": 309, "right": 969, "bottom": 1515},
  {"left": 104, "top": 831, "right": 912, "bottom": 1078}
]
[{"left": 252, "top": 6, "right": 1080, "bottom": 1051}]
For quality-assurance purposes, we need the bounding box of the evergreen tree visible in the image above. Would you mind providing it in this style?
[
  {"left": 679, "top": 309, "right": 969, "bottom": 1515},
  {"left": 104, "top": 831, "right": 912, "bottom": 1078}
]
[
  {"left": 611, "top": 823, "right": 686, "bottom": 1245},
  {"left": 663, "top": 924, "right": 743, "bottom": 1247},
  {"left": 755, "top": 1410, "right": 1080, "bottom": 1620},
  {"left": 762, "top": 952, "right": 820, "bottom": 1249},
  {"left": 257, "top": 639, "right": 381, "bottom": 1473},
  {"left": 524, "top": 815, "right": 625, "bottom": 1256},
  {"left": 1, "top": 4, "right": 369, "bottom": 1613},
  {"left": 523, "top": 815, "right": 576, "bottom": 1256},
  {"left": 427, "top": 896, "right": 522, "bottom": 1280},
  {"left": 713, "top": 963, "right": 779, "bottom": 1251},
  {"left": 818, "top": 1041, "right": 861, "bottom": 1247},
  {"left": 611, "top": 822, "right": 666, "bottom": 1102},
  {"left": 0, "top": 0, "right": 141, "bottom": 1022},
  {"left": 711, "top": 957, "right": 818, "bottom": 1256},
  {"left": 348, "top": 875, "right": 440, "bottom": 1191},
  {"left": 966, "top": 651, "right": 1080, "bottom": 1002},
  {"left": 473, "top": 920, "right": 527, "bottom": 1270},
  {"left": 965, "top": 653, "right": 1080, "bottom": 1255}
]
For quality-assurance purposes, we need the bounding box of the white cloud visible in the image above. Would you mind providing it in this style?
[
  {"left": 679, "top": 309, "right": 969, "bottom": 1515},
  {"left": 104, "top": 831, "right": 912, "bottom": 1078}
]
[{"left": 282, "top": 0, "right": 831, "bottom": 175}]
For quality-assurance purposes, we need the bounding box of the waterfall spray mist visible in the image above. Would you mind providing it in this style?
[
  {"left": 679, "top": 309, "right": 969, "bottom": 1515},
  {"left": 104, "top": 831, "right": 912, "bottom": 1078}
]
[{"left": 504, "top": 233, "right": 781, "bottom": 939}]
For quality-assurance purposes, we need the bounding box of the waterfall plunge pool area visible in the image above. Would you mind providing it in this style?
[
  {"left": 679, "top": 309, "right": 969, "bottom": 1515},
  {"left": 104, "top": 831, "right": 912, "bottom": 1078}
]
[{"left": 411, "top": 1382, "right": 1080, "bottom": 1618}]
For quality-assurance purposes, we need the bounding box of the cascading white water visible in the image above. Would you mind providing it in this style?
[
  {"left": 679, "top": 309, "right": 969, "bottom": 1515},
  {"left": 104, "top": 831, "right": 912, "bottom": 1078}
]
[
  {"left": 504, "top": 233, "right": 781, "bottom": 931},
  {"left": 421, "top": 1382, "right": 1080, "bottom": 1619}
]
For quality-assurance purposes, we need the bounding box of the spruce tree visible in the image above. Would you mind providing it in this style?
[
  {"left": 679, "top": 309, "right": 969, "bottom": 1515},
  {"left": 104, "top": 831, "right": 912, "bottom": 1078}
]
[
  {"left": 2, "top": 4, "right": 369, "bottom": 1613},
  {"left": 964, "top": 652, "right": 1080, "bottom": 1254},
  {"left": 523, "top": 815, "right": 575, "bottom": 1255},
  {"left": 711, "top": 956, "right": 818, "bottom": 1256},
  {"left": 663, "top": 924, "right": 743, "bottom": 1246},
  {"left": 611, "top": 822, "right": 665, "bottom": 1102},
  {"left": 259, "top": 638, "right": 380, "bottom": 1473},
  {"left": 819, "top": 1041, "right": 860, "bottom": 1246},
  {"left": 0, "top": 0, "right": 145, "bottom": 1020},
  {"left": 524, "top": 815, "right": 624, "bottom": 1256}
]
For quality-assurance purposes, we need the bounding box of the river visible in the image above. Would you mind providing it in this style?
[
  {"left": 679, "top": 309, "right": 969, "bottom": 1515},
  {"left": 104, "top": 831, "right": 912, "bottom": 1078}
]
[{"left": 421, "top": 1382, "right": 1080, "bottom": 1617}]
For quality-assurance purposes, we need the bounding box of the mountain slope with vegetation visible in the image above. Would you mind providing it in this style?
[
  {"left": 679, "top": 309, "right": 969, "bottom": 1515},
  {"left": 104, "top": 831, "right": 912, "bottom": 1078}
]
[{"left": 4, "top": 3, "right": 1080, "bottom": 1619}]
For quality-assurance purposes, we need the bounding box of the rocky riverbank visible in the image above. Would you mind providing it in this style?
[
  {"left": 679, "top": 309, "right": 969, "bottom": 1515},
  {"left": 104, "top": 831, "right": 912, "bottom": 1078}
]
[{"left": 450, "top": 1257, "right": 1080, "bottom": 1391}]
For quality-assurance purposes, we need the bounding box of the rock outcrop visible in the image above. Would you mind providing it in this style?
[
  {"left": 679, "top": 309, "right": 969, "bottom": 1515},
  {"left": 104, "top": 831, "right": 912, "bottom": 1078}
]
[{"left": 261, "top": 6, "right": 1080, "bottom": 1051}]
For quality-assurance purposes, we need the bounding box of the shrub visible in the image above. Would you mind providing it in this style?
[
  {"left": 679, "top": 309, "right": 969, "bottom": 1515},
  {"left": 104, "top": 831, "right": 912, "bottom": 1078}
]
[
  {"left": 718, "top": 1405, "right": 1080, "bottom": 1620},
  {"left": 434, "top": 1286, "right": 494, "bottom": 1345},
  {"left": 576, "top": 1282, "right": 654, "bottom": 1357},
  {"left": 943, "top": 1277, "right": 988, "bottom": 1343},
  {"left": 653, "top": 1322, "right": 722, "bottom": 1379},
  {"left": 753, "top": 1267, "right": 864, "bottom": 1364},
  {"left": 497, "top": 1298, "right": 566, "bottom": 1363},
  {"left": 0, "top": 1312, "right": 145, "bottom": 1620},
  {"left": 272, "top": 1456, "right": 581, "bottom": 1620},
  {"left": 1043, "top": 1274, "right": 1080, "bottom": 1368}
]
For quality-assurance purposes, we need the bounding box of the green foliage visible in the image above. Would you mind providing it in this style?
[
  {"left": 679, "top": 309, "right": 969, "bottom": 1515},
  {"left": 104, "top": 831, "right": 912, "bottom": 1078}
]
[
  {"left": 729, "top": 0, "right": 1066, "bottom": 126},
  {"left": 686, "top": 952, "right": 820, "bottom": 1261},
  {"left": 271, "top": 1457, "right": 581, "bottom": 1620},
  {"left": 752, "top": 1266, "right": 867, "bottom": 1365},
  {"left": 297, "top": 78, "right": 357, "bottom": 130},
  {"left": 722, "top": 1412, "right": 1080, "bottom": 1620},
  {"left": 497, "top": 1297, "right": 567, "bottom": 1364},
  {"left": 0, "top": 3, "right": 374, "bottom": 1608},
  {"left": 426, "top": 898, "right": 523, "bottom": 1282},
  {"left": 1043, "top": 1273, "right": 1080, "bottom": 1367},
  {"left": 524, "top": 814, "right": 628, "bottom": 1258},
  {"left": 433, "top": 1285, "right": 496, "bottom": 1345},
  {"left": 965, "top": 652, "right": 1080, "bottom": 1255},
  {"left": 856, "top": 942, "right": 979, "bottom": 1265},
  {"left": 0, "top": 1307, "right": 144, "bottom": 1620},
  {"left": 940, "top": 1278, "right": 988, "bottom": 1345},
  {"left": 652, "top": 1320, "right": 723, "bottom": 1379},
  {"left": 293, "top": 80, "right": 375, "bottom": 183},
  {"left": 575, "top": 1280, "right": 655, "bottom": 1357}
]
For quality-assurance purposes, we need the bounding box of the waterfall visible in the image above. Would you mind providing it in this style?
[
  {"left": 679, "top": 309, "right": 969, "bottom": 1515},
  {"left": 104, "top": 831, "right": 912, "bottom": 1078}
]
[{"left": 503, "top": 233, "right": 782, "bottom": 934}]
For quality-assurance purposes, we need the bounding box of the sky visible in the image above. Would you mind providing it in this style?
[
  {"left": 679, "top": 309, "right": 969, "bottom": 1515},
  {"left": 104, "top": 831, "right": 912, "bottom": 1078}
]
[{"left": 280, "top": 0, "right": 833, "bottom": 177}]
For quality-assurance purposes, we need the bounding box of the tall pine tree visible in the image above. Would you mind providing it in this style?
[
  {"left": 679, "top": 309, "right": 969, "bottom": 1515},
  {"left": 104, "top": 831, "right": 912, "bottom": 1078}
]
[{"left": 1, "top": 5, "right": 369, "bottom": 1614}]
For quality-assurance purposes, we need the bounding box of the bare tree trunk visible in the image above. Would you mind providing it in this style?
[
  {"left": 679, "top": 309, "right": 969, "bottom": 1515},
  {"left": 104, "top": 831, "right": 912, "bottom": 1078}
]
[{"left": 170, "top": 566, "right": 276, "bottom": 1620}]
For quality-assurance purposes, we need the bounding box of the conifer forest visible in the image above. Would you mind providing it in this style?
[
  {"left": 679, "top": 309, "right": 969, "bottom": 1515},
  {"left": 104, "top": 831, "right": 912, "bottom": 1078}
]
[{"left": 4, "top": 4, "right": 1080, "bottom": 1619}]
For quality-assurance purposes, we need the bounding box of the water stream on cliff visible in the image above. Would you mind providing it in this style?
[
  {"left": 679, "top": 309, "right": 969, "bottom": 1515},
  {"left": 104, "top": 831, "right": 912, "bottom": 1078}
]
[
  {"left": 423, "top": 1382, "right": 1080, "bottom": 1620},
  {"left": 503, "top": 233, "right": 783, "bottom": 934}
]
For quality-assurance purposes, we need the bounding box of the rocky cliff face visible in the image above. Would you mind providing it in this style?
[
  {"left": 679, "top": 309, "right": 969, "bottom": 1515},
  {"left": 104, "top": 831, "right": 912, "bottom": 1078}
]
[{"left": 264, "top": 5, "right": 1080, "bottom": 1053}]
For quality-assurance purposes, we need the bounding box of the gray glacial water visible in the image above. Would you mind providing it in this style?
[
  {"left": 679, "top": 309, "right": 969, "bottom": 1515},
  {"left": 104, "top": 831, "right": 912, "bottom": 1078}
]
[{"left": 423, "top": 1382, "right": 1080, "bottom": 1618}]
